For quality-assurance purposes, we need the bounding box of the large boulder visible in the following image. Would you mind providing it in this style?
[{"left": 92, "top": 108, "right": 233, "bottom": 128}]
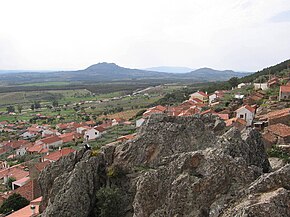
[
  {"left": 38, "top": 115, "right": 289, "bottom": 217},
  {"left": 39, "top": 150, "right": 107, "bottom": 217}
]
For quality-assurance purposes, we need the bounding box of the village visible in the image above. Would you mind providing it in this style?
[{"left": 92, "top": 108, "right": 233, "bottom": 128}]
[{"left": 0, "top": 73, "right": 289, "bottom": 216}]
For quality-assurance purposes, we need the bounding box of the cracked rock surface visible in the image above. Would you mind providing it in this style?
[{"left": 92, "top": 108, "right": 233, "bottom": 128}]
[{"left": 38, "top": 114, "right": 289, "bottom": 217}]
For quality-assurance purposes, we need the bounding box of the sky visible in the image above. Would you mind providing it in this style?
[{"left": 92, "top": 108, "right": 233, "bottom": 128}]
[{"left": 0, "top": 0, "right": 290, "bottom": 72}]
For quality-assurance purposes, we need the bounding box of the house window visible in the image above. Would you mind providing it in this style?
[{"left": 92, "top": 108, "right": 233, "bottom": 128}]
[
  {"left": 95, "top": 132, "right": 98, "bottom": 135},
  {"left": 240, "top": 114, "right": 244, "bottom": 119}
]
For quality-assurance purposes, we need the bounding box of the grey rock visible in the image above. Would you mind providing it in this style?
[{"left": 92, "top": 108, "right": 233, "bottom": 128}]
[{"left": 38, "top": 115, "right": 289, "bottom": 217}]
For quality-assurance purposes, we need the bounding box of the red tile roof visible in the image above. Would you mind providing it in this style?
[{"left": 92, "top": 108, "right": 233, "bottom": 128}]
[
  {"left": 12, "top": 177, "right": 30, "bottom": 186},
  {"left": 27, "top": 127, "right": 42, "bottom": 132},
  {"left": 27, "top": 145, "right": 44, "bottom": 153},
  {"left": 117, "top": 134, "right": 135, "bottom": 142},
  {"left": 94, "top": 126, "right": 106, "bottom": 132},
  {"left": 189, "top": 98, "right": 203, "bottom": 103},
  {"left": 216, "top": 113, "right": 229, "bottom": 120},
  {"left": 34, "top": 161, "right": 51, "bottom": 172},
  {"left": 258, "top": 108, "right": 290, "bottom": 120},
  {"left": 7, "top": 140, "right": 30, "bottom": 150},
  {"left": 44, "top": 148, "right": 75, "bottom": 162},
  {"left": 262, "top": 132, "right": 277, "bottom": 144},
  {"left": 268, "top": 123, "right": 290, "bottom": 138},
  {"left": 0, "top": 167, "right": 29, "bottom": 180},
  {"left": 113, "top": 118, "right": 125, "bottom": 122},
  {"left": 196, "top": 91, "right": 208, "bottom": 97},
  {"left": 280, "top": 85, "right": 290, "bottom": 93},
  {"left": 178, "top": 107, "right": 200, "bottom": 116},
  {"left": 59, "top": 132, "right": 77, "bottom": 143},
  {"left": 39, "top": 136, "right": 62, "bottom": 145},
  {"left": 236, "top": 105, "right": 255, "bottom": 113},
  {"left": 225, "top": 118, "right": 247, "bottom": 127},
  {"left": 154, "top": 105, "right": 167, "bottom": 112},
  {"left": 6, "top": 196, "right": 41, "bottom": 217},
  {"left": 85, "top": 120, "right": 95, "bottom": 125}
]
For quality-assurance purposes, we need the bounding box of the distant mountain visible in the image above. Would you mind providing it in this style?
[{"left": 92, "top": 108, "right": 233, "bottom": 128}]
[
  {"left": 179, "top": 67, "right": 251, "bottom": 81},
  {"left": 145, "top": 66, "right": 194, "bottom": 73},
  {"left": 0, "top": 62, "right": 251, "bottom": 85}
]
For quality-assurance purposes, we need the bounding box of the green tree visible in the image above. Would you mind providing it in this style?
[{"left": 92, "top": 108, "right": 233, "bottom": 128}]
[
  {"left": 17, "top": 105, "right": 23, "bottom": 114},
  {"left": 228, "top": 77, "right": 239, "bottom": 88},
  {"left": 6, "top": 177, "right": 16, "bottom": 190},
  {"left": 95, "top": 187, "right": 122, "bottom": 217},
  {"left": 0, "top": 193, "right": 29, "bottom": 214},
  {"left": 34, "top": 101, "right": 41, "bottom": 109},
  {"left": 52, "top": 100, "right": 59, "bottom": 107},
  {"left": 6, "top": 106, "right": 15, "bottom": 113},
  {"left": 30, "top": 104, "right": 35, "bottom": 111}
]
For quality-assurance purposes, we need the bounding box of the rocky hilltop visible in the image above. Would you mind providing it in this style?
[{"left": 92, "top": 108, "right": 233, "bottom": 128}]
[{"left": 38, "top": 114, "right": 289, "bottom": 217}]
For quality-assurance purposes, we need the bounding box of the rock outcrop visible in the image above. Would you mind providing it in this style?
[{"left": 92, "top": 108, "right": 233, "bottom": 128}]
[{"left": 38, "top": 114, "right": 289, "bottom": 217}]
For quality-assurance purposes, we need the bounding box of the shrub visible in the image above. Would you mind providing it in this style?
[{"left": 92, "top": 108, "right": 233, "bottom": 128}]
[
  {"left": 107, "top": 164, "right": 126, "bottom": 179},
  {"left": 0, "top": 193, "right": 29, "bottom": 214},
  {"left": 95, "top": 187, "right": 122, "bottom": 217},
  {"left": 6, "top": 177, "right": 16, "bottom": 190},
  {"left": 91, "top": 149, "right": 100, "bottom": 157},
  {"left": 267, "top": 146, "right": 290, "bottom": 163}
]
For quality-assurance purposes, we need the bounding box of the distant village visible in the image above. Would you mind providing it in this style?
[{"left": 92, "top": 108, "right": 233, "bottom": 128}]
[{"left": 0, "top": 74, "right": 289, "bottom": 216}]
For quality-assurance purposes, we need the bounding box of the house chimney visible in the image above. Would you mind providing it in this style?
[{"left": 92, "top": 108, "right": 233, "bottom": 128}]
[{"left": 30, "top": 205, "right": 36, "bottom": 215}]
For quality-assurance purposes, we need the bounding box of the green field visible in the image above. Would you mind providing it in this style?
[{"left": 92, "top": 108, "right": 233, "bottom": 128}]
[
  {"left": 0, "top": 84, "right": 184, "bottom": 123},
  {"left": 20, "top": 81, "right": 72, "bottom": 86},
  {"left": 0, "top": 89, "right": 92, "bottom": 107}
]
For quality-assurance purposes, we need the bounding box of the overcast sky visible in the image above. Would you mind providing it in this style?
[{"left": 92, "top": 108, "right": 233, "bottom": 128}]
[{"left": 0, "top": 0, "right": 290, "bottom": 71}]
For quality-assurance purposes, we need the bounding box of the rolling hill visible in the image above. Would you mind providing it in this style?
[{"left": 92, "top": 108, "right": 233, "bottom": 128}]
[{"left": 0, "top": 62, "right": 251, "bottom": 85}]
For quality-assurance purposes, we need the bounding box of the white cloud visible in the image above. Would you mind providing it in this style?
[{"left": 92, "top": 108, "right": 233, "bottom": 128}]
[{"left": 0, "top": 0, "right": 289, "bottom": 71}]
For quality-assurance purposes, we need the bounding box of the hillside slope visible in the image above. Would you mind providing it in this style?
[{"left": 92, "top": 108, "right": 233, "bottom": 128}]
[
  {"left": 240, "top": 59, "right": 290, "bottom": 83},
  {"left": 0, "top": 63, "right": 250, "bottom": 85}
]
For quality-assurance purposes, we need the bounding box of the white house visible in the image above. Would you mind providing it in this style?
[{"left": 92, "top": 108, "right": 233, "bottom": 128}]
[
  {"left": 279, "top": 85, "right": 290, "bottom": 101},
  {"left": 235, "top": 105, "right": 255, "bottom": 126},
  {"left": 254, "top": 83, "right": 268, "bottom": 91},
  {"left": 16, "top": 146, "right": 27, "bottom": 156},
  {"left": 42, "top": 129, "right": 61, "bottom": 138},
  {"left": 76, "top": 126, "right": 88, "bottom": 134},
  {"left": 136, "top": 118, "right": 145, "bottom": 128},
  {"left": 189, "top": 91, "right": 208, "bottom": 103},
  {"left": 234, "top": 94, "right": 244, "bottom": 99},
  {"left": 35, "top": 136, "right": 63, "bottom": 148},
  {"left": 237, "top": 83, "right": 246, "bottom": 89},
  {"left": 84, "top": 128, "right": 99, "bottom": 141},
  {"left": 112, "top": 118, "right": 125, "bottom": 126},
  {"left": 209, "top": 92, "right": 224, "bottom": 104},
  {"left": 21, "top": 131, "right": 37, "bottom": 139},
  {"left": 12, "top": 177, "right": 30, "bottom": 190},
  {"left": 84, "top": 126, "right": 106, "bottom": 141}
]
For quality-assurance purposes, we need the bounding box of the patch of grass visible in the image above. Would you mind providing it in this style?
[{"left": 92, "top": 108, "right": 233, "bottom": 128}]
[{"left": 267, "top": 146, "right": 290, "bottom": 163}]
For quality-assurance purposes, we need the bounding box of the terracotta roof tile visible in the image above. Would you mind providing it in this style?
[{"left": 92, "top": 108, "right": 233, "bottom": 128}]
[
  {"left": 94, "top": 126, "right": 106, "bottom": 132},
  {"left": 268, "top": 123, "right": 290, "bottom": 138},
  {"left": 236, "top": 105, "right": 255, "bottom": 113},
  {"left": 280, "top": 85, "right": 290, "bottom": 93},
  {"left": 0, "top": 167, "right": 29, "bottom": 180},
  {"left": 34, "top": 161, "right": 51, "bottom": 172},
  {"left": 44, "top": 148, "right": 75, "bottom": 162},
  {"left": 259, "top": 108, "right": 290, "bottom": 120}
]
